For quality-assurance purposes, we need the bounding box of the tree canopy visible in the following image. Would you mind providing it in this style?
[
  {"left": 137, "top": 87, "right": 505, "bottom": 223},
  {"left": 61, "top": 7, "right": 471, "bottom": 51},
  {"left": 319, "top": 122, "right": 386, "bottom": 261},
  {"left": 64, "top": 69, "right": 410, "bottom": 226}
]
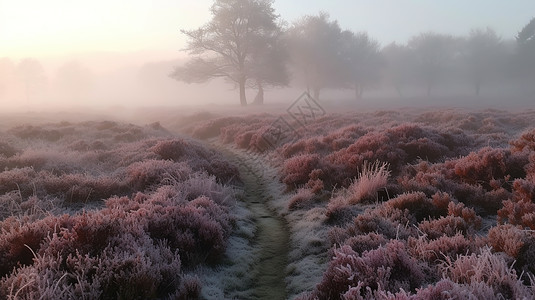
[{"left": 171, "top": 0, "right": 287, "bottom": 106}]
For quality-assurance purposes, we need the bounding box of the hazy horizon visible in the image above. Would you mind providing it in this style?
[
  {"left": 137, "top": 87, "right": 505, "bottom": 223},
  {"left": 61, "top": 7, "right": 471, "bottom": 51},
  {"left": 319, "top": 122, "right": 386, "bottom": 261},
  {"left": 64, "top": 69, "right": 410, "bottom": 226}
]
[{"left": 1, "top": 1, "right": 534, "bottom": 110}]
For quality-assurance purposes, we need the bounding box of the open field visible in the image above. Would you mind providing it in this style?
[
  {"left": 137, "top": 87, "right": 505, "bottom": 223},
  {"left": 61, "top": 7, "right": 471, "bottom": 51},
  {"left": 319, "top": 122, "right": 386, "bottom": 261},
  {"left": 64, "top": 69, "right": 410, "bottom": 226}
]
[{"left": 0, "top": 106, "right": 534, "bottom": 299}]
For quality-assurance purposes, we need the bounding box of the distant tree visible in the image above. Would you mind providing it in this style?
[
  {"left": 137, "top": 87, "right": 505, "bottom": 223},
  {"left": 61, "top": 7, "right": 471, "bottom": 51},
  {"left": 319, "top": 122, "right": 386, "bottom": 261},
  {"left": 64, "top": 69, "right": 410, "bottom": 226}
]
[
  {"left": 408, "top": 32, "right": 458, "bottom": 97},
  {"left": 462, "top": 28, "right": 505, "bottom": 95},
  {"left": 171, "top": 0, "right": 286, "bottom": 106},
  {"left": 515, "top": 18, "right": 535, "bottom": 80},
  {"left": 287, "top": 12, "right": 345, "bottom": 100},
  {"left": 248, "top": 21, "right": 289, "bottom": 105},
  {"left": 340, "top": 31, "right": 383, "bottom": 99},
  {"left": 381, "top": 43, "right": 414, "bottom": 97},
  {"left": 517, "top": 18, "right": 535, "bottom": 46},
  {"left": 0, "top": 58, "right": 16, "bottom": 100},
  {"left": 55, "top": 61, "right": 93, "bottom": 101},
  {"left": 16, "top": 58, "right": 47, "bottom": 104}
]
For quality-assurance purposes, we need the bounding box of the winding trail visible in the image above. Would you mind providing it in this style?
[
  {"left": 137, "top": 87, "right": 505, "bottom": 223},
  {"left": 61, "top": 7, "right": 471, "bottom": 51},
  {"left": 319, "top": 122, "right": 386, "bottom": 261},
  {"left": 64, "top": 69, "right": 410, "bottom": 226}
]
[{"left": 218, "top": 145, "right": 290, "bottom": 300}]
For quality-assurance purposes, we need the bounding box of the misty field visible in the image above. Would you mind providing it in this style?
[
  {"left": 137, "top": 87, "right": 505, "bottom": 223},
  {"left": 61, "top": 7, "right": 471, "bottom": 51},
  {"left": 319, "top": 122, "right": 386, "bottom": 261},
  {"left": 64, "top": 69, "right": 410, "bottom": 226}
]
[{"left": 0, "top": 107, "right": 534, "bottom": 299}]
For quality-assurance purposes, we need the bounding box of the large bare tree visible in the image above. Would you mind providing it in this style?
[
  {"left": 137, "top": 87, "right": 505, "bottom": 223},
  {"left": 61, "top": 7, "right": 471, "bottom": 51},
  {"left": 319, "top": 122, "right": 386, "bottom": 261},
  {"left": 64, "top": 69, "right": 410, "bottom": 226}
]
[
  {"left": 340, "top": 31, "right": 383, "bottom": 100},
  {"left": 408, "top": 32, "right": 457, "bottom": 97},
  {"left": 287, "top": 13, "right": 345, "bottom": 101},
  {"left": 462, "top": 28, "right": 505, "bottom": 96},
  {"left": 171, "top": 0, "right": 286, "bottom": 106}
]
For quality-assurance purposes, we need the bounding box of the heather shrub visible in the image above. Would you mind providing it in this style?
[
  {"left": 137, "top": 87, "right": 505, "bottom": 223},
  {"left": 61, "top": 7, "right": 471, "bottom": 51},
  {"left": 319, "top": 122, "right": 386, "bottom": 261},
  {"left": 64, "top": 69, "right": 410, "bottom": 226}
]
[
  {"left": 38, "top": 172, "right": 130, "bottom": 203},
  {"left": 408, "top": 234, "right": 477, "bottom": 263},
  {"left": 418, "top": 216, "right": 472, "bottom": 239},
  {"left": 342, "top": 232, "right": 388, "bottom": 255},
  {"left": 0, "top": 214, "right": 73, "bottom": 278},
  {"left": 191, "top": 116, "right": 244, "bottom": 139},
  {"left": 440, "top": 247, "right": 533, "bottom": 299},
  {"left": 0, "top": 167, "right": 36, "bottom": 197},
  {"left": 0, "top": 141, "right": 17, "bottom": 157},
  {"left": 412, "top": 278, "right": 497, "bottom": 299},
  {"left": 0, "top": 233, "right": 186, "bottom": 299},
  {"left": 282, "top": 154, "right": 321, "bottom": 188},
  {"left": 447, "top": 201, "right": 481, "bottom": 227},
  {"left": 511, "top": 178, "right": 535, "bottom": 202},
  {"left": 306, "top": 169, "right": 325, "bottom": 194},
  {"left": 310, "top": 241, "right": 431, "bottom": 299},
  {"left": 348, "top": 205, "right": 416, "bottom": 240},
  {"left": 126, "top": 159, "right": 192, "bottom": 191},
  {"left": 142, "top": 195, "right": 233, "bottom": 266},
  {"left": 511, "top": 128, "right": 535, "bottom": 153},
  {"left": 452, "top": 147, "right": 526, "bottom": 188},
  {"left": 0, "top": 120, "right": 240, "bottom": 298},
  {"left": 150, "top": 139, "right": 194, "bottom": 161},
  {"left": 347, "top": 161, "right": 390, "bottom": 204},
  {"left": 498, "top": 178, "right": 535, "bottom": 228},
  {"left": 384, "top": 192, "right": 438, "bottom": 222},
  {"left": 325, "top": 196, "right": 360, "bottom": 225},
  {"left": 8, "top": 125, "right": 63, "bottom": 142},
  {"left": 288, "top": 188, "right": 316, "bottom": 211},
  {"left": 488, "top": 224, "right": 535, "bottom": 274}
]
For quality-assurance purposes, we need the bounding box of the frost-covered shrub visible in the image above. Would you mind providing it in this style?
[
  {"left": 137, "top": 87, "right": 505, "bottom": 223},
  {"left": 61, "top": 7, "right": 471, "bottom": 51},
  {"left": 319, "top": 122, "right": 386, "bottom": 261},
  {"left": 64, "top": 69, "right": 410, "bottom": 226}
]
[
  {"left": 384, "top": 192, "right": 438, "bottom": 222},
  {"left": 8, "top": 125, "right": 63, "bottom": 142},
  {"left": 342, "top": 232, "right": 388, "bottom": 255},
  {"left": 191, "top": 116, "right": 244, "bottom": 139},
  {"left": 347, "top": 161, "right": 390, "bottom": 204},
  {"left": 488, "top": 224, "right": 535, "bottom": 274},
  {"left": 288, "top": 188, "right": 316, "bottom": 211},
  {"left": 325, "top": 196, "right": 358, "bottom": 225},
  {"left": 452, "top": 147, "right": 527, "bottom": 188},
  {"left": 282, "top": 154, "right": 321, "bottom": 188},
  {"left": 0, "top": 214, "right": 73, "bottom": 278},
  {"left": 511, "top": 128, "right": 535, "bottom": 153},
  {"left": 0, "top": 141, "right": 17, "bottom": 157},
  {"left": 418, "top": 216, "right": 471, "bottom": 239},
  {"left": 348, "top": 205, "right": 416, "bottom": 240},
  {"left": 310, "top": 241, "right": 431, "bottom": 299},
  {"left": 143, "top": 195, "right": 233, "bottom": 266},
  {"left": 408, "top": 234, "right": 477, "bottom": 263},
  {"left": 126, "top": 159, "right": 192, "bottom": 191},
  {"left": 0, "top": 120, "right": 239, "bottom": 298},
  {"left": 440, "top": 247, "right": 533, "bottom": 299}
]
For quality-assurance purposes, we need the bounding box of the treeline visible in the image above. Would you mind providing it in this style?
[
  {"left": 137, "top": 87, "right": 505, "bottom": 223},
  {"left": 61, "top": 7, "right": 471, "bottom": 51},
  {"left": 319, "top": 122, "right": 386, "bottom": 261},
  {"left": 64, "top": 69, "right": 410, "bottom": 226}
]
[
  {"left": 172, "top": 0, "right": 535, "bottom": 105},
  {"left": 0, "top": 58, "right": 93, "bottom": 105}
]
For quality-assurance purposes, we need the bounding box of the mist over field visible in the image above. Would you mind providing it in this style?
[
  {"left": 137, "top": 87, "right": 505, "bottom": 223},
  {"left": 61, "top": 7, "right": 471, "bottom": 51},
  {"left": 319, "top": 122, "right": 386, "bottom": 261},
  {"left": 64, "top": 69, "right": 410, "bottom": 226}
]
[
  {"left": 1, "top": 1, "right": 535, "bottom": 299},
  {"left": 0, "top": 0, "right": 534, "bottom": 113}
]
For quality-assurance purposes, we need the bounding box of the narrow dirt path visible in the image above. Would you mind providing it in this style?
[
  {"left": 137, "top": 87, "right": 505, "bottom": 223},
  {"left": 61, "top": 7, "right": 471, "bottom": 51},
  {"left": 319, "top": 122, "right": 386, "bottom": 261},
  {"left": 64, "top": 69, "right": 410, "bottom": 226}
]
[{"left": 218, "top": 145, "right": 290, "bottom": 300}]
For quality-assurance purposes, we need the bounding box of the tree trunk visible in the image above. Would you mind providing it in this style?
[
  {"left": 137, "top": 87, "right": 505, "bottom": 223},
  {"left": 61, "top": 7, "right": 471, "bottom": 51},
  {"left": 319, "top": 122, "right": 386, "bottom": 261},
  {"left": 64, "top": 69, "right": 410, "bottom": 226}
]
[
  {"left": 253, "top": 81, "right": 264, "bottom": 105},
  {"left": 239, "top": 78, "right": 247, "bottom": 106},
  {"left": 313, "top": 87, "right": 320, "bottom": 101},
  {"left": 355, "top": 82, "right": 364, "bottom": 100},
  {"left": 395, "top": 85, "right": 403, "bottom": 98}
]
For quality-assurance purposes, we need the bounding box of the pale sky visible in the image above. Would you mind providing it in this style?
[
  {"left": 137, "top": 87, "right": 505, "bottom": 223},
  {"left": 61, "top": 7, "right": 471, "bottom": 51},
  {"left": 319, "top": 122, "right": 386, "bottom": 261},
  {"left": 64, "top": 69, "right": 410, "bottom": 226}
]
[{"left": 0, "top": 0, "right": 534, "bottom": 59}]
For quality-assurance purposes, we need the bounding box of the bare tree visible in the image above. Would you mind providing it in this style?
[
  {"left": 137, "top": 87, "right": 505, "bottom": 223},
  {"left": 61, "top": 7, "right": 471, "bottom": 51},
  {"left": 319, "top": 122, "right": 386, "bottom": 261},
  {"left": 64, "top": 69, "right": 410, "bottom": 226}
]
[
  {"left": 0, "top": 58, "right": 16, "bottom": 100},
  {"left": 462, "top": 28, "right": 505, "bottom": 96},
  {"left": 287, "top": 12, "right": 345, "bottom": 100},
  {"left": 382, "top": 43, "right": 414, "bottom": 98},
  {"left": 515, "top": 18, "right": 535, "bottom": 81},
  {"left": 340, "top": 31, "right": 383, "bottom": 100},
  {"left": 16, "top": 58, "right": 47, "bottom": 104},
  {"left": 408, "top": 32, "right": 458, "bottom": 97},
  {"left": 249, "top": 29, "right": 289, "bottom": 104},
  {"left": 170, "top": 0, "right": 286, "bottom": 106}
]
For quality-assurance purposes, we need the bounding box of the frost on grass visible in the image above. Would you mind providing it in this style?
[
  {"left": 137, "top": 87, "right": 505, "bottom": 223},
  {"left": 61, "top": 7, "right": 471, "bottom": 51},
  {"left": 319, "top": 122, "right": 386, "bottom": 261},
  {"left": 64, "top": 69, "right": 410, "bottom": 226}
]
[
  {"left": 191, "top": 109, "right": 535, "bottom": 299},
  {"left": 0, "top": 121, "right": 241, "bottom": 299}
]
